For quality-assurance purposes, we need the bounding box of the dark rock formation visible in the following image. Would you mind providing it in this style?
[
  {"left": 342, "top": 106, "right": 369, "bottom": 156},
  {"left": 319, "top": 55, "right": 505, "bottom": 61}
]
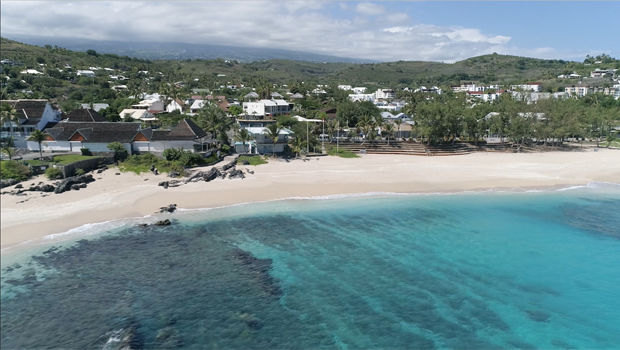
[
  {"left": 155, "top": 219, "right": 171, "bottom": 226},
  {"left": 54, "top": 175, "right": 95, "bottom": 194},
  {"left": 15, "top": 184, "right": 23, "bottom": 189},
  {"left": 232, "top": 248, "right": 282, "bottom": 298},
  {"left": 227, "top": 168, "right": 245, "bottom": 179},
  {"left": 168, "top": 171, "right": 181, "bottom": 178},
  {"left": 241, "top": 158, "right": 250, "bottom": 165},
  {"left": 221, "top": 158, "right": 238, "bottom": 171},
  {"left": 158, "top": 204, "right": 177, "bottom": 213},
  {"left": 0, "top": 179, "right": 19, "bottom": 188},
  {"left": 70, "top": 183, "right": 87, "bottom": 191}
]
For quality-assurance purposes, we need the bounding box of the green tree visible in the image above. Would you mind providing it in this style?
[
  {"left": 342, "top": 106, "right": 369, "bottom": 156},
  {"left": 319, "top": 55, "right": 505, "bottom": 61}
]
[
  {"left": 1, "top": 102, "right": 19, "bottom": 142},
  {"left": 264, "top": 123, "right": 282, "bottom": 157},
  {"left": 27, "top": 129, "right": 47, "bottom": 160},
  {"left": 228, "top": 105, "right": 243, "bottom": 118},
  {"left": 234, "top": 128, "right": 253, "bottom": 154},
  {"left": 194, "top": 101, "right": 232, "bottom": 142},
  {"left": 383, "top": 122, "right": 395, "bottom": 145},
  {"left": 1, "top": 144, "right": 19, "bottom": 160},
  {"left": 288, "top": 135, "right": 306, "bottom": 159}
]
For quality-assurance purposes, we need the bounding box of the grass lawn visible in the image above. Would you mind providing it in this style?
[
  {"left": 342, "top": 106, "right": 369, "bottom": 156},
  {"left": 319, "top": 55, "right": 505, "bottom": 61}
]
[
  {"left": 326, "top": 147, "right": 360, "bottom": 158},
  {"left": 237, "top": 155, "right": 268, "bottom": 166},
  {"left": 53, "top": 155, "right": 100, "bottom": 165},
  {"left": 24, "top": 159, "right": 51, "bottom": 166}
]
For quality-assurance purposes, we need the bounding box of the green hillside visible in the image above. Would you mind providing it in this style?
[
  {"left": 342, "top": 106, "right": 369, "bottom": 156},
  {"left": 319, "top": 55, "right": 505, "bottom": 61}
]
[{"left": 1, "top": 37, "right": 618, "bottom": 108}]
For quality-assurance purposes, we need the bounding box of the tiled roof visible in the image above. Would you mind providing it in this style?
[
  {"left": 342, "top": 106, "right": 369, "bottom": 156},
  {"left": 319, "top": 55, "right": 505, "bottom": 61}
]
[
  {"left": 45, "top": 122, "right": 142, "bottom": 143},
  {"left": 64, "top": 109, "right": 107, "bottom": 122},
  {"left": 167, "top": 119, "right": 207, "bottom": 140},
  {"left": 1, "top": 99, "right": 49, "bottom": 120}
]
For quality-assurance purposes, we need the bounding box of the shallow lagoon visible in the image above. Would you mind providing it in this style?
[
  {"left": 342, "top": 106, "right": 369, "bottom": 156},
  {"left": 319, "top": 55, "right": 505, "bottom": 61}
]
[{"left": 2, "top": 184, "right": 620, "bottom": 349}]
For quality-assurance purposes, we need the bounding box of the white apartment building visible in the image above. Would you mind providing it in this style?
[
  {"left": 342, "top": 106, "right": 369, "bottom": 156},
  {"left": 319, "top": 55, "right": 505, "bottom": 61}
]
[
  {"left": 510, "top": 83, "right": 543, "bottom": 92},
  {"left": 564, "top": 85, "right": 592, "bottom": 97},
  {"left": 242, "top": 99, "right": 292, "bottom": 117}
]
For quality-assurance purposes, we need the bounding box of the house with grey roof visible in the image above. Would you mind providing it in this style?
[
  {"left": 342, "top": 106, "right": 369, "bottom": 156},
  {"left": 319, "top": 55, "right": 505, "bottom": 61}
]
[{"left": 35, "top": 119, "right": 212, "bottom": 154}]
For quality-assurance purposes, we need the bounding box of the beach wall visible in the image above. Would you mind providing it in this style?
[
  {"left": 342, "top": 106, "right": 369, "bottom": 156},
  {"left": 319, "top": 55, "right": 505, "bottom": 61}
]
[{"left": 57, "top": 156, "right": 115, "bottom": 178}]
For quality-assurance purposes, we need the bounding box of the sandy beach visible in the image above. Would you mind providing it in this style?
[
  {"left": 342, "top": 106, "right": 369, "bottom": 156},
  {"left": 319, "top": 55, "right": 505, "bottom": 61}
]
[{"left": 1, "top": 150, "right": 619, "bottom": 250}]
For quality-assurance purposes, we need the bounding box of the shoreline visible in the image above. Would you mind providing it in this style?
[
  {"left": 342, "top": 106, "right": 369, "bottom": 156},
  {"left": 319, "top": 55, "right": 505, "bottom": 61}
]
[{"left": 2, "top": 151, "right": 619, "bottom": 251}]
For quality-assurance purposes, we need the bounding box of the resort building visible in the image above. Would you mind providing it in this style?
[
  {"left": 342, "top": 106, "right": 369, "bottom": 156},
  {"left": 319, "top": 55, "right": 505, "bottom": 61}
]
[
  {"left": 510, "top": 83, "right": 543, "bottom": 92},
  {"left": 236, "top": 126, "right": 294, "bottom": 154}
]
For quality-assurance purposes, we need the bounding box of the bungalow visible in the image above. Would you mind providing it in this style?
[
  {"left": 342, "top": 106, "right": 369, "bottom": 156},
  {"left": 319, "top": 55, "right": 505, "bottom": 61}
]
[
  {"left": 348, "top": 94, "right": 375, "bottom": 102},
  {"left": 132, "top": 98, "right": 164, "bottom": 112},
  {"left": 38, "top": 119, "right": 210, "bottom": 154},
  {"left": 380, "top": 112, "right": 410, "bottom": 121},
  {"left": 338, "top": 85, "right": 352, "bottom": 91},
  {"left": 166, "top": 99, "right": 184, "bottom": 113},
  {"left": 289, "top": 93, "right": 305, "bottom": 99},
  {"left": 1, "top": 99, "right": 62, "bottom": 147}
]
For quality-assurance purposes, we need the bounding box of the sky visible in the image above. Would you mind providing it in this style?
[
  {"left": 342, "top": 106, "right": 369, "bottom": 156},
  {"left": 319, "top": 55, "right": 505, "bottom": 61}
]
[{"left": 1, "top": 1, "right": 618, "bottom": 63}]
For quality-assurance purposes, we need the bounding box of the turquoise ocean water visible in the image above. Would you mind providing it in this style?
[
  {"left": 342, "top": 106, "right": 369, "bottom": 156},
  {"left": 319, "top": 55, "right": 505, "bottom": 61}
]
[{"left": 1, "top": 183, "right": 620, "bottom": 349}]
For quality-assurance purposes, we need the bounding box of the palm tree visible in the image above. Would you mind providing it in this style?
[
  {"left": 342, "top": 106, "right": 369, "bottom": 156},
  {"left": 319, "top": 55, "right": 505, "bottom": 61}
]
[
  {"left": 383, "top": 122, "right": 395, "bottom": 145},
  {"left": 196, "top": 101, "right": 232, "bottom": 141},
  {"left": 1, "top": 144, "right": 19, "bottom": 160},
  {"left": 326, "top": 120, "right": 336, "bottom": 143},
  {"left": 394, "top": 118, "right": 402, "bottom": 140},
  {"left": 264, "top": 123, "right": 282, "bottom": 158},
  {"left": 27, "top": 129, "right": 47, "bottom": 160},
  {"left": 289, "top": 135, "right": 306, "bottom": 159},
  {"left": 1, "top": 102, "right": 19, "bottom": 143},
  {"left": 234, "top": 128, "right": 253, "bottom": 154}
]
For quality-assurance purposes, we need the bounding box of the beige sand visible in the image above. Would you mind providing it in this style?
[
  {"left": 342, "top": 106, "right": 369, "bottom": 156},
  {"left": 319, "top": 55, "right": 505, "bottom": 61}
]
[{"left": 2, "top": 150, "right": 619, "bottom": 250}]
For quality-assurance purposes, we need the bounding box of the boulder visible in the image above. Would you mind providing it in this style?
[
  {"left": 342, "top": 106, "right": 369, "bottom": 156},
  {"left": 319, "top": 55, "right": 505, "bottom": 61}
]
[
  {"left": 154, "top": 219, "right": 171, "bottom": 226},
  {"left": 158, "top": 181, "right": 169, "bottom": 189},
  {"left": 241, "top": 159, "right": 250, "bottom": 165},
  {"left": 0, "top": 179, "right": 19, "bottom": 188},
  {"left": 168, "top": 171, "right": 181, "bottom": 178},
  {"left": 70, "top": 183, "right": 87, "bottom": 191},
  {"left": 221, "top": 158, "right": 238, "bottom": 171},
  {"left": 158, "top": 204, "right": 177, "bottom": 213},
  {"left": 15, "top": 184, "right": 23, "bottom": 189}
]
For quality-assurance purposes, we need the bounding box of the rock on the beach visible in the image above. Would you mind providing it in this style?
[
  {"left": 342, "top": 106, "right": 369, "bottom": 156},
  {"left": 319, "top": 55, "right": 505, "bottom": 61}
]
[
  {"left": 158, "top": 204, "right": 177, "bottom": 213},
  {"left": 0, "top": 179, "right": 19, "bottom": 188},
  {"left": 54, "top": 175, "right": 95, "bottom": 194}
]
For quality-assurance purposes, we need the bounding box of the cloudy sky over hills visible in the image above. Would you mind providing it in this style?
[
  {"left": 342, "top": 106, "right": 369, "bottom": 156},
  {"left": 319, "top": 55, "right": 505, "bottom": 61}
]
[{"left": 1, "top": 1, "right": 617, "bottom": 62}]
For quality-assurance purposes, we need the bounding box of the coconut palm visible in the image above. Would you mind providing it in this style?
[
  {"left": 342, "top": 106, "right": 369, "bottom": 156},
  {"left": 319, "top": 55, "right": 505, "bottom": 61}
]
[
  {"left": 326, "top": 120, "right": 336, "bottom": 143},
  {"left": 394, "top": 118, "right": 402, "bottom": 140},
  {"left": 195, "top": 101, "right": 232, "bottom": 141},
  {"left": 1, "top": 102, "right": 19, "bottom": 143},
  {"left": 383, "top": 122, "right": 395, "bottom": 145},
  {"left": 234, "top": 128, "right": 253, "bottom": 154},
  {"left": 1, "top": 144, "right": 19, "bottom": 160},
  {"left": 289, "top": 135, "right": 306, "bottom": 159},
  {"left": 27, "top": 129, "right": 47, "bottom": 160},
  {"left": 264, "top": 123, "right": 282, "bottom": 158}
]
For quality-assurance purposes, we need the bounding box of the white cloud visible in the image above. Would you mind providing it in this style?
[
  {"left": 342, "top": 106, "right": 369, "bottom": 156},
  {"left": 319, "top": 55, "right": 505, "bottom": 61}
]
[
  {"left": 356, "top": 2, "right": 385, "bottom": 15},
  {"left": 0, "top": 1, "right": 591, "bottom": 63}
]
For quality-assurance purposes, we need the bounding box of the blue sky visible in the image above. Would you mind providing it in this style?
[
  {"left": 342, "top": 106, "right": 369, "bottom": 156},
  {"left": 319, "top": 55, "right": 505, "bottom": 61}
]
[{"left": 1, "top": 1, "right": 617, "bottom": 62}]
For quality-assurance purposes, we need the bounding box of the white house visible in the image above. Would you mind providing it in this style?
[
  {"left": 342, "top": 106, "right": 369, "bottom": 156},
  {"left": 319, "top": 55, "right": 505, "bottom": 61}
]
[
  {"left": 414, "top": 86, "right": 443, "bottom": 94},
  {"left": 80, "top": 103, "right": 110, "bottom": 112},
  {"left": 242, "top": 99, "right": 292, "bottom": 117},
  {"left": 241, "top": 126, "right": 294, "bottom": 154},
  {"left": 119, "top": 109, "right": 157, "bottom": 122},
  {"left": 77, "top": 70, "right": 96, "bottom": 78},
  {"left": 1, "top": 99, "right": 62, "bottom": 148},
  {"left": 166, "top": 100, "right": 184, "bottom": 113},
  {"left": 338, "top": 85, "right": 352, "bottom": 91},
  {"left": 380, "top": 112, "right": 410, "bottom": 121},
  {"left": 352, "top": 87, "right": 367, "bottom": 94},
  {"left": 348, "top": 94, "right": 375, "bottom": 102},
  {"left": 375, "top": 89, "right": 396, "bottom": 100},
  {"left": 20, "top": 69, "right": 43, "bottom": 75},
  {"left": 590, "top": 69, "right": 617, "bottom": 78},
  {"left": 510, "top": 83, "right": 543, "bottom": 92},
  {"left": 131, "top": 98, "right": 165, "bottom": 112}
]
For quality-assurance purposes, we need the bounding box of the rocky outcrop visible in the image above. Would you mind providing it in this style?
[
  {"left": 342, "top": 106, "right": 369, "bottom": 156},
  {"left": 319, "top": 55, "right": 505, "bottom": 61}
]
[
  {"left": 158, "top": 180, "right": 183, "bottom": 189},
  {"left": 221, "top": 158, "right": 237, "bottom": 171},
  {"left": 158, "top": 204, "right": 177, "bottom": 213},
  {"left": 54, "top": 174, "right": 95, "bottom": 194},
  {"left": 0, "top": 179, "right": 19, "bottom": 188},
  {"left": 154, "top": 219, "right": 171, "bottom": 226}
]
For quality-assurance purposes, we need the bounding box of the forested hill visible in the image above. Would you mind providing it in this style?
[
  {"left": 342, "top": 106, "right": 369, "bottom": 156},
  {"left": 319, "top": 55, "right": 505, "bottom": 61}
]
[{"left": 1, "top": 37, "right": 618, "bottom": 100}]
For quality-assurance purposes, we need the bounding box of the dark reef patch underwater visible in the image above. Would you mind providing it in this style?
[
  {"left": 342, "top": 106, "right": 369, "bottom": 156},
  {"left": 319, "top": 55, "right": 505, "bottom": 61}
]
[{"left": 2, "top": 185, "right": 620, "bottom": 349}]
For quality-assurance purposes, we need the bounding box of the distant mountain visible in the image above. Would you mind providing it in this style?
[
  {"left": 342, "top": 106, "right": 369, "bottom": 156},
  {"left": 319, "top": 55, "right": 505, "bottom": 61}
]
[{"left": 4, "top": 34, "right": 378, "bottom": 64}]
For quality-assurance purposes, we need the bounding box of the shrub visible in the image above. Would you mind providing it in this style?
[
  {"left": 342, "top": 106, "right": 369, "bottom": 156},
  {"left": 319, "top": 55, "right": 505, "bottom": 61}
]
[
  {"left": 80, "top": 148, "right": 92, "bottom": 156},
  {"left": 45, "top": 167, "right": 63, "bottom": 180},
  {"left": 0, "top": 161, "right": 32, "bottom": 181},
  {"left": 163, "top": 147, "right": 185, "bottom": 161},
  {"left": 221, "top": 144, "right": 231, "bottom": 154},
  {"left": 75, "top": 168, "right": 85, "bottom": 176},
  {"left": 107, "top": 142, "right": 128, "bottom": 161}
]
